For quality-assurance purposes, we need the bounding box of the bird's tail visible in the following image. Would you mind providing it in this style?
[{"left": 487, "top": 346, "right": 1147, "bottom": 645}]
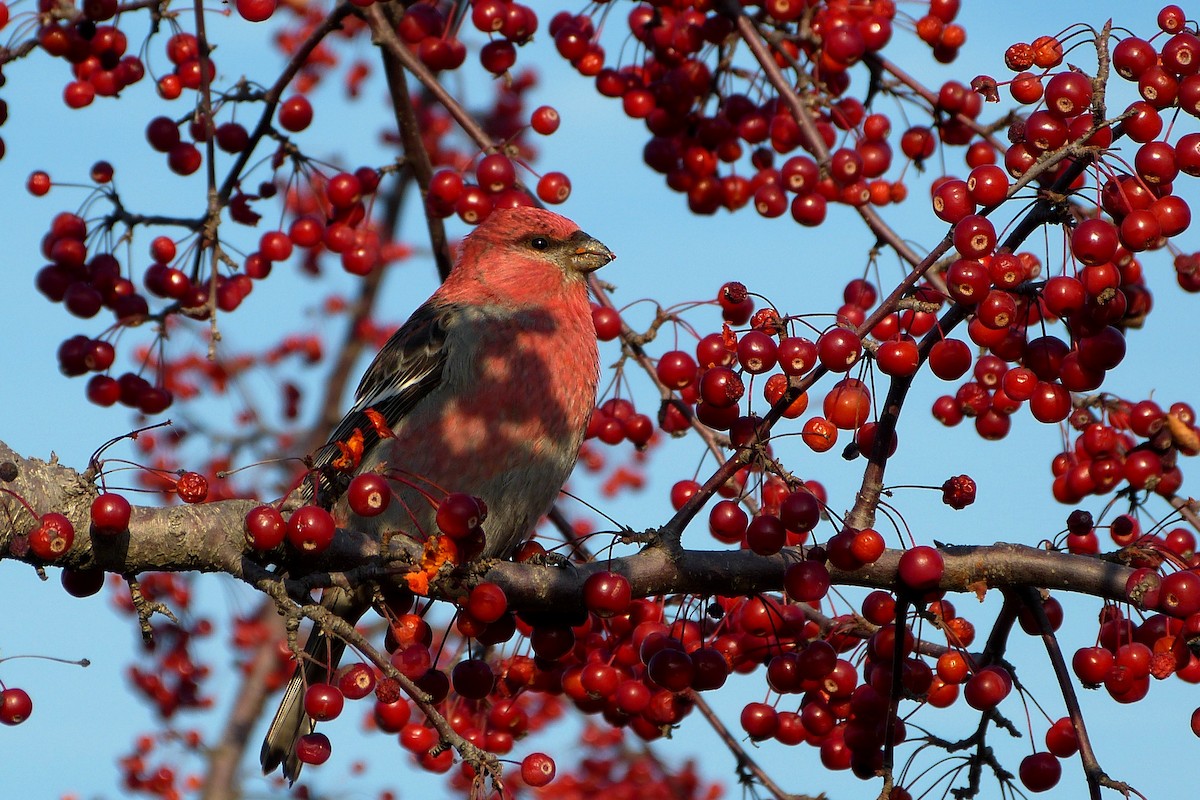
[{"left": 260, "top": 587, "right": 365, "bottom": 782}]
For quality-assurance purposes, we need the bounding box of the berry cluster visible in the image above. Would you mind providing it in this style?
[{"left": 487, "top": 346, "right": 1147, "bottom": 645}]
[
  {"left": 114, "top": 574, "right": 215, "bottom": 719},
  {"left": 116, "top": 730, "right": 205, "bottom": 799},
  {"left": 7, "top": 1, "right": 1200, "bottom": 798},
  {"left": 33, "top": 0, "right": 146, "bottom": 111},
  {"left": 547, "top": 1, "right": 976, "bottom": 219}
]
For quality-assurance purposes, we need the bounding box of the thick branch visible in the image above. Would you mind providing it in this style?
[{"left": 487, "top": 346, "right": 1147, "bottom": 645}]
[
  {"left": 487, "top": 541, "right": 1133, "bottom": 611},
  {"left": 0, "top": 440, "right": 1137, "bottom": 617},
  {"left": 0, "top": 440, "right": 383, "bottom": 580}
]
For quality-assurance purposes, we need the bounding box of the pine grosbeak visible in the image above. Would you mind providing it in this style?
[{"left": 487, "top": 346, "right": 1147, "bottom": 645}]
[{"left": 261, "top": 206, "right": 613, "bottom": 779}]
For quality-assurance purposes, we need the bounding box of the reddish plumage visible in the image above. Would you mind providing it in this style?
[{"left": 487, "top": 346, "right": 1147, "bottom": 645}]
[{"left": 261, "top": 206, "right": 613, "bottom": 780}]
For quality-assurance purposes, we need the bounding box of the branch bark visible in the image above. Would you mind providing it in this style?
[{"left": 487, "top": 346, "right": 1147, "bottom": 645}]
[{"left": 1, "top": 440, "right": 1136, "bottom": 614}]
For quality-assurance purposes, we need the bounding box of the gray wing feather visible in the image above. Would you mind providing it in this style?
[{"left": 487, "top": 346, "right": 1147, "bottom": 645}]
[{"left": 306, "top": 302, "right": 454, "bottom": 501}]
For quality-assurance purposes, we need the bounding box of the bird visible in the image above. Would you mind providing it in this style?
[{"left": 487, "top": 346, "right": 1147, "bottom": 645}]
[{"left": 260, "top": 206, "right": 614, "bottom": 781}]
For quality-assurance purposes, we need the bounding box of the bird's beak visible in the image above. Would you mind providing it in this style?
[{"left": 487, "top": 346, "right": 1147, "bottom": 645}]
[{"left": 569, "top": 231, "right": 615, "bottom": 274}]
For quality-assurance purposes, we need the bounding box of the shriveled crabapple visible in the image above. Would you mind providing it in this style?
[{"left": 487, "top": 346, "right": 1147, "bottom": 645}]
[
  {"left": 802, "top": 416, "right": 839, "bottom": 452},
  {"left": 175, "top": 471, "right": 208, "bottom": 503},
  {"left": 294, "top": 732, "right": 331, "bottom": 766},
  {"left": 941, "top": 475, "right": 977, "bottom": 509},
  {"left": 715, "top": 280, "right": 750, "bottom": 315}
]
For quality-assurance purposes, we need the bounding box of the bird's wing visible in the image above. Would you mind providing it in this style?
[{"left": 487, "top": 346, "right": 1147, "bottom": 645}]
[{"left": 308, "top": 301, "right": 454, "bottom": 495}]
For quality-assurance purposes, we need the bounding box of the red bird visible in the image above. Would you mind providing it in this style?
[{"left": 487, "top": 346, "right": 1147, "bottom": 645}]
[{"left": 261, "top": 206, "right": 614, "bottom": 780}]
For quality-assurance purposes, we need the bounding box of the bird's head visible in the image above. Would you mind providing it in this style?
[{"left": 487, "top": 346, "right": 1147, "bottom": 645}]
[{"left": 458, "top": 206, "right": 614, "bottom": 287}]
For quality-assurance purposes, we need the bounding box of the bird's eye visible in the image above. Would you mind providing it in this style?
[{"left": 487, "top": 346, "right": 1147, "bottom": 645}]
[{"left": 530, "top": 236, "right": 550, "bottom": 251}]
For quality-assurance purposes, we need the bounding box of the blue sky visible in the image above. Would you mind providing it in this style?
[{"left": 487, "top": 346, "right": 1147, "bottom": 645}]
[{"left": 1, "top": 2, "right": 1198, "bottom": 798}]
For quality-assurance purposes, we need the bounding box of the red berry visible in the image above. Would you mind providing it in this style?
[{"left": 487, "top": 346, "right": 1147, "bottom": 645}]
[
  {"left": 780, "top": 490, "right": 821, "bottom": 533},
  {"left": 476, "top": 153, "right": 516, "bottom": 193},
  {"left": 278, "top": 95, "right": 313, "bottom": 132},
  {"left": 536, "top": 171, "right": 571, "bottom": 204},
  {"left": 656, "top": 350, "right": 697, "bottom": 389},
  {"left": 1160, "top": 570, "right": 1200, "bottom": 618},
  {"left": 964, "top": 665, "right": 1012, "bottom": 709},
  {"left": 436, "top": 493, "right": 485, "bottom": 538},
  {"left": 928, "top": 339, "right": 972, "bottom": 380},
  {"left": 740, "top": 701, "right": 779, "bottom": 740},
  {"left": 876, "top": 339, "right": 919, "bottom": 377},
  {"left": 304, "top": 683, "right": 345, "bottom": 721},
  {"left": 521, "top": 752, "right": 556, "bottom": 787},
  {"left": 784, "top": 560, "right": 831, "bottom": 602},
  {"left": 451, "top": 658, "right": 495, "bottom": 699},
  {"left": 1019, "top": 752, "right": 1062, "bottom": 793},
  {"left": 531, "top": 106, "right": 560, "bottom": 135},
  {"left": 953, "top": 214, "right": 997, "bottom": 258},
  {"left": 708, "top": 499, "right": 748, "bottom": 543},
  {"left": 746, "top": 514, "right": 786, "bottom": 555},
  {"left": 61, "top": 567, "right": 106, "bottom": 597},
  {"left": 817, "top": 328, "right": 862, "bottom": 372},
  {"left": 294, "top": 732, "right": 331, "bottom": 765},
  {"left": 466, "top": 582, "right": 508, "bottom": 623},
  {"left": 27, "top": 170, "right": 51, "bottom": 196},
  {"left": 235, "top": 0, "right": 276, "bottom": 22},
  {"left": 29, "top": 512, "right": 75, "bottom": 560},
  {"left": 700, "top": 366, "right": 744, "bottom": 409},
  {"left": 769, "top": 338, "right": 812, "bottom": 379},
  {"left": 287, "top": 506, "right": 336, "bottom": 553},
  {"left": 737, "top": 330, "right": 778, "bottom": 374},
  {"left": 823, "top": 378, "right": 871, "bottom": 429},
  {"left": 336, "top": 663, "right": 377, "bottom": 700},
  {"left": 167, "top": 142, "right": 202, "bottom": 175},
  {"left": 347, "top": 473, "right": 391, "bottom": 517},
  {"left": 897, "top": 545, "right": 944, "bottom": 591},
  {"left": 583, "top": 570, "right": 632, "bottom": 617},
  {"left": 373, "top": 697, "right": 412, "bottom": 732},
  {"left": 592, "top": 305, "right": 622, "bottom": 340},
  {"left": 0, "top": 688, "right": 32, "bottom": 725},
  {"left": 1071, "top": 219, "right": 1118, "bottom": 266},
  {"left": 91, "top": 493, "right": 131, "bottom": 536},
  {"left": 244, "top": 505, "right": 286, "bottom": 550}
]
